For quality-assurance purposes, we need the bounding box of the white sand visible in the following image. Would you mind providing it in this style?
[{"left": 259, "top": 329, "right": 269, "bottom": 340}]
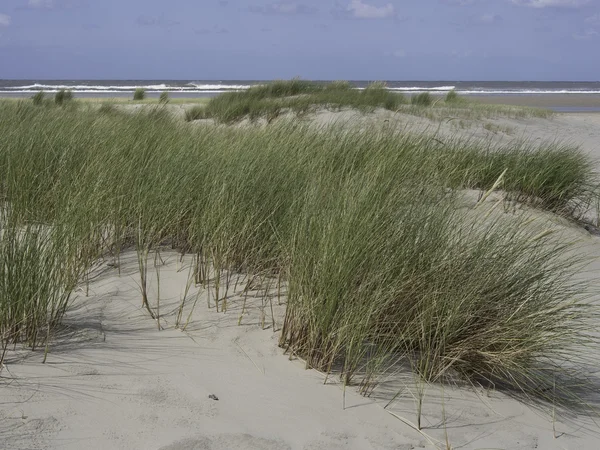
[{"left": 2, "top": 111, "right": 600, "bottom": 450}]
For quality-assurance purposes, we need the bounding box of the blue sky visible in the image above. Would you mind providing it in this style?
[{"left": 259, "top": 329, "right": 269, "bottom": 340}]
[{"left": 0, "top": 0, "right": 598, "bottom": 80}]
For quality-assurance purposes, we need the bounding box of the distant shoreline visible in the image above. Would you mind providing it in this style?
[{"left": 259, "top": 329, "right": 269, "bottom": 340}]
[{"left": 3, "top": 91, "right": 600, "bottom": 112}]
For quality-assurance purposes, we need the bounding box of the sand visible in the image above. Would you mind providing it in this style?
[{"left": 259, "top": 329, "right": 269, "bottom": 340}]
[
  {"left": 469, "top": 94, "right": 600, "bottom": 109},
  {"left": 2, "top": 110, "right": 600, "bottom": 450}
]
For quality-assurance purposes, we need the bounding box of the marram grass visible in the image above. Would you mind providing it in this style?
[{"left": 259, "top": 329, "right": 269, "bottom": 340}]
[
  {"left": 188, "top": 79, "right": 552, "bottom": 124},
  {"left": 0, "top": 100, "right": 597, "bottom": 417}
]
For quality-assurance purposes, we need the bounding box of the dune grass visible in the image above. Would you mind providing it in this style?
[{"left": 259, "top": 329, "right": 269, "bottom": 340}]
[
  {"left": 133, "top": 88, "right": 146, "bottom": 101},
  {"left": 192, "top": 79, "right": 407, "bottom": 124},
  {"left": 183, "top": 79, "right": 552, "bottom": 124},
  {"left": 55, "top": 89, "right": 74, "bottom": 106},
  {"left": 31, "top": 91, "right": 45, "bottom": 106},
  {"left": 445, "top": 89, "right": 460, "bottom": 103},
  {"left": 0, "top": 100, "right": 598, "bottom": 417},
  {"left": 411, "top": 92, "right": 433, "bottom": 106},
  {"left": 184, "top": 105, "right": 206, "bottom": 122}
]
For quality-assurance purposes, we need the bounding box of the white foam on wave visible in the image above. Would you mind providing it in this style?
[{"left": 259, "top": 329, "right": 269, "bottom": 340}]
[
  {"left": 387, "top": 86, "right": 456, "bottom": 91},
  {"left": 188, "top": 83, "right": 254, "bottom": 90},
  {"left": 3, "top": 83, "right": 250, "bottom": 92},
  {"left": 458, "top": 89, "right": 600, "bottom": 95},
  {"left": 0, "top": 90, "right": 233, "bottom": 94},
  {"left": 2, "top": 83, "right": 600, "bottom": 95}
]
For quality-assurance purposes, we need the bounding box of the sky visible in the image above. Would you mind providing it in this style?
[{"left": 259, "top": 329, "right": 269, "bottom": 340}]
[{"left": 0, "top": 0, "right": 598, "bottom": 80}]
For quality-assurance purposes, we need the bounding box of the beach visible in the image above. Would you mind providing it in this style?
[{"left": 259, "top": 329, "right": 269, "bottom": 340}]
[
  {"left": 469, "top": 94, "right": 600, "bottom": 111},
  {"left": 1, "top": 86, "right": 600, "bottom": 450}
]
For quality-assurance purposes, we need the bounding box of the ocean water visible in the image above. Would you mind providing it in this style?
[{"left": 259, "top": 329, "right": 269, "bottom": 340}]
[{"left": 1, "top": 80, "right": 600, "bottom": 97}]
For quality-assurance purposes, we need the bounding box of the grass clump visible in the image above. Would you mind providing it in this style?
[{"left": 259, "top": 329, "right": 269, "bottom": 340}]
[
  {"left": 327, "top": 80, "right": 352, "bottom": 91},
  {"left": 184, "top": 105, "right": 206, "bottom": 122},
  {"left": 201, "top": 78, "right": 406, "bottom": 123},
  {"left": 55, "top": 89, "right": 74, "bottom": 106},
  {"left": 445, "top": 89, "right": 460, "bottom": 103},
  {"left": 444, "top": 141, "right": 597, "bottom": 215},
  {"left": 410, "top": 92, "right": 433, "bottom": 106},
  {"left": 32, "top": 91, "right": 45, "bottom": 106},
  {"left": 133, "top": 88, "right": 146, "bottom": 101},
  {"left": 98, "top": 103, "right": 118, "bottom": 115},
  {"left": 252, "top": 77, "right": 320, "bottom": 98},
  {"left": 159, "top": 91, "right": 170, "bottom": 104},
  {"left": 0, "top": 223, "right": 85, "bottom": 362}
]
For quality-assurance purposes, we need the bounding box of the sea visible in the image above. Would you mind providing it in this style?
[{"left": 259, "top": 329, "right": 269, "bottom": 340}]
[{"left": 1, "top": 80, "right": 600, "bottom": 97}]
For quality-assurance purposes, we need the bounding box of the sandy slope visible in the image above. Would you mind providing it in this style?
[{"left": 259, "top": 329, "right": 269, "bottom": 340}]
[
  {"left": 1, "top": 252, "right": 426, "bottom": 450},
  {"left": 2, "top": 111, "right": 600, "bottom": 450},
  {"left": 308, "top": 108, "right": 600, "bottom": 160}
]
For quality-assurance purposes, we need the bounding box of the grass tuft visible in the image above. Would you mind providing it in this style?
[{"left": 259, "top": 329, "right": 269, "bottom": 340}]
[
  {"left": 200, "top": 79, "right": 406, "bottom": 123},
  {"left": 133, "top": 88, "right": 146, "bottom": 101},
  {"left": 445, "top": 89, "right": 460, "bottom": 103},
  {"left": 159, "top": 91, "right": 170, "bottom": 104},
  {"left": 55, "top": 89, "right": 74, "bottom": 106},
  {"left": 32, "top": 91, "right": 45, "bottom": 106},
  {"left": 184, "top": 105, "right": 206, "bottom": 122},
  {"left": 411, "top": 92, "right": 433, "bottom": 106}
]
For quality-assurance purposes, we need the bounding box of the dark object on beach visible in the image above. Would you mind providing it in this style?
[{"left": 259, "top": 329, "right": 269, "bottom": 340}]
[{"left": 208, "top": 394, "right": 219, "bottom": 401}]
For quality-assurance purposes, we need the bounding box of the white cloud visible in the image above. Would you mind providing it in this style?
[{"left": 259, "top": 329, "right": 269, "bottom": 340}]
[
  {"left": 272, "top": 3, "right": 306, "bottom": 13},
  {"left": 443, "top": 0, "right": 477, "bottom": 5},
  {"left": 585, "top": 14, "right": 600, "bottom": 25},
  {"left": 479, "top": 13, "right": 502, "bottom": 23},
  {"left": 348, "top": 0, "right": 395, "bottom": 19},
  {"left": 249, "top": 2, "right": 317, "bottom": 15},
  {"left": 0, "top": 14, "right": 11, "bottom": 27},
  {"left": 137, "top": 15, "right": 180, "bottom": 28},
  {"left": 573, "top": 29, "right": 598, "bottom": 39},
  {"left": 28, "top": 0, "right": 55, "bottom": 8},
  {"left": 511, "top": 0, "right": 590, "bottom": 8}
]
